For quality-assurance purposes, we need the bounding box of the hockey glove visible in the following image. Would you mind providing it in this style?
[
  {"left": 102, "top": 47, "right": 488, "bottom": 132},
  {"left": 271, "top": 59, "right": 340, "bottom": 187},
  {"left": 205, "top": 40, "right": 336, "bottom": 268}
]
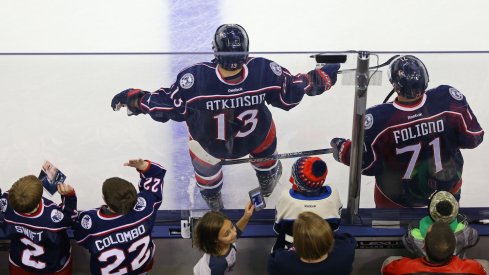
[
  {"left": 330, "top": 137, "right": 351, "bottom": 164},
  {"left": 111, "top": 88, "right": 149, "bottom": 116},
  {"left": 306, "top": 63, "right": 340, "bottom": 96}
]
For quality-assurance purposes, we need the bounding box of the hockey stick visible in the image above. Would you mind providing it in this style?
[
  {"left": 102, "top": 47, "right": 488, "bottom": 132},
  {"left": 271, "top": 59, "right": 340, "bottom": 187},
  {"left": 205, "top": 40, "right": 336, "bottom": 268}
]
[
  {"left": 382, "top": 88, "right": 396, "bottom": 103},
  {"left": 189, "top": 140, "right": 332, "bottom": 166},
  {"left": 336, "top": 54, "right": 400, "bottom": 74}
]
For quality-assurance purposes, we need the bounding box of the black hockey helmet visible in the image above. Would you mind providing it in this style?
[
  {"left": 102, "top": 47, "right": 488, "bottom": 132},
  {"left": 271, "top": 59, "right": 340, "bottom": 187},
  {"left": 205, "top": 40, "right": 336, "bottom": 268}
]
[
  {"left": 212, "top": 24, "right": 249, "bottom": 70},
  {"left": 388, "top": 55, "right": 429, "bottom": 99}
]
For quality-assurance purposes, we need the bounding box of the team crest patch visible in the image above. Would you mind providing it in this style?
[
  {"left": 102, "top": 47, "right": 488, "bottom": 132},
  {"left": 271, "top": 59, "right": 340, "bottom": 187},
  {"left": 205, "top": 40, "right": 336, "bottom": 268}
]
[
  {"left": 449, "top": 87, "right": 463, "bottom": 101},
  {"left": 269, "top": 62, "right": 282, "bottom": 76},
  {"left": 180, "top": 73, "right": 195, "bottom": 89},
  {"left": 81, "top": 214, "right": 92, "bottom": 229},
  {"left": 51, "top": 209, "right": 64, "bottom": 223},
  {"left": 134, "top": 197, "right": 147, "bottom": 212},
  {"left": 364, "top": 114, "right": 374, "bottom": 130},
  {"left": 0, "top": 198, "right": 7, "bottom": 212}
]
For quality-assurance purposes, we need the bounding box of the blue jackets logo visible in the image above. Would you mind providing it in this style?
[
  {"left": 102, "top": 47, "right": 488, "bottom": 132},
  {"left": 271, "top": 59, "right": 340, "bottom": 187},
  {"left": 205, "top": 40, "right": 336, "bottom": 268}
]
[{"left": 180, "top": 73, "right": 195, "bottom": 89}]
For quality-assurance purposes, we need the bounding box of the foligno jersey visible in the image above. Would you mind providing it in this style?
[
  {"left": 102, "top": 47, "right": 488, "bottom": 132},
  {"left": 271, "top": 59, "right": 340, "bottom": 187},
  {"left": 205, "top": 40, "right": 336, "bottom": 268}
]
[
  {"left": 73, "top": 162, "right": 165, "bottom": 275},
  {"left": 140, "top": 57, "right": 313, "bottom": 159},
  {"left": 0, "top": 192, "right": 77, "bottom": 273},
  {"left": 362, "top": 85, "right": 484, "bottom": 207}
]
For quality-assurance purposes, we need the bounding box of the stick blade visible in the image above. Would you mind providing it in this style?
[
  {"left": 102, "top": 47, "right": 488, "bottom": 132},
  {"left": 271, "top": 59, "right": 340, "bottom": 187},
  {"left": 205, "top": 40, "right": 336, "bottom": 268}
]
[
  {"left": 314, "top": 54, "right": 347, "bottom": 64},
  {"left": 188, "top": 140, "right": 221, "bottom": 166}
]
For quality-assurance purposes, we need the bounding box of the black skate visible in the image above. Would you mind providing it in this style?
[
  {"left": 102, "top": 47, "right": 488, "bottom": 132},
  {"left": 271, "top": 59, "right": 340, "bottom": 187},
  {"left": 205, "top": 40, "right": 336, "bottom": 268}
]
[
  {"left": 256, "top": 160, "right": 282, "bottom": 197},
  {"left": 201, "top": 191, "right": 224, "bottom": 211}
]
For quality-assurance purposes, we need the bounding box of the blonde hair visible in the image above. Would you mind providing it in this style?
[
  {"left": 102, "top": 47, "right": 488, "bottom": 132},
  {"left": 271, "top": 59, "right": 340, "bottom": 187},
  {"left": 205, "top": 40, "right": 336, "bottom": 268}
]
[
  {"left": 9, "top": 175, "right": 43, "bottom": 213},
  {"left": 293, "top": 211, "right": 334, "bottom": 261}
]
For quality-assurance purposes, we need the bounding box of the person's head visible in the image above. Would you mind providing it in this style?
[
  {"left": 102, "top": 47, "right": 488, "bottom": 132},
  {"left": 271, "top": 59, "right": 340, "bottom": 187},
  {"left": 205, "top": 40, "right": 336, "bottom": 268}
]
[
  {"left": 389, "top": 55, "right": 429, "bottom": 100},
  {"left": 429, "top": 191, "right": 459, "bottom": 223},
  {"left": 293, "top": 212, "right": 334, "bottom": 261},
  {"left": 193, "top": 211, "right": 237, "bottom": 255},
  {"left": 8, "top": 175, "right": 43, "bottom": 213},
  {"left": 212, "top": 24, "right": 249, "bottom": 71},
  {"left": 290, "top": 157, "right": 328, "bottom": 193},
  {"left": 425, "top": 221, "right": 456, "bottom": 263},
  {"left": 102, "top": 177, "right": 137, "bottom": 215}
]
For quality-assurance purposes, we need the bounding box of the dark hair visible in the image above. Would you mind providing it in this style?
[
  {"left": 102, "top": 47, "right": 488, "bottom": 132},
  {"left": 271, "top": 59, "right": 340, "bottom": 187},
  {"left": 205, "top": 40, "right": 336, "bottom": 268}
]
[
  {"left": 193, "top": 211, "right": 229, "bottom": 256},
  {"left": 425, "top": 221, "right": 456, "bottom": 263},
  {"left": 8, "top": 175, "right": 43, "bottom": 213},
  {"left": 293, "top": 212, "right": 334, "bottom": 261},
  {"left": 102, "top": 177, "right": 137, "bottom": 215}
]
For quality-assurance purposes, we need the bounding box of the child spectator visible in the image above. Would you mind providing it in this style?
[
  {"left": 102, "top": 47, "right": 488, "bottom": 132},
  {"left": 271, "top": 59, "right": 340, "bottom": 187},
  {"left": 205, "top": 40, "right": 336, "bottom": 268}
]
[
  {"left": 193, "top": 201, "right": 254, "bottom": 275},
  {"left": 273, "top": 157, "right": 342, "bottom": 251},
  {"left": 383, "top": 221, "right": 488, "bottom": 275},
  {"left": 73, "top": 159, "right": 165, "bottom": 275},
  {"left": 268, "top": 211, "right": 356, "bottom": 275},
  {"left": 403, "top": 190, "right": 479, "bottom": 258},
  {"left": 0, "top": 176, "right": 77, "bottom": 275}
]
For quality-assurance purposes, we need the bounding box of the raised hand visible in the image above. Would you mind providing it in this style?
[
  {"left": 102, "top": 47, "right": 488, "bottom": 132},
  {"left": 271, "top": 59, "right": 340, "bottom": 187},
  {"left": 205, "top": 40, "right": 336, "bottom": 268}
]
[
  {"left": 330, "top": 137, "right": 351, "bottom": 163},
  {"left": 306, "top": 63, "right": 340, "bottom": 96},
  {"left": 57, "top": 183, "right": 75, "bottom": 196},
  {"left": 111, "top": 88, "right": 148, "bottom": 116},
  {"left": 124, "top": 159, "right": 150, "bottom": 171}
]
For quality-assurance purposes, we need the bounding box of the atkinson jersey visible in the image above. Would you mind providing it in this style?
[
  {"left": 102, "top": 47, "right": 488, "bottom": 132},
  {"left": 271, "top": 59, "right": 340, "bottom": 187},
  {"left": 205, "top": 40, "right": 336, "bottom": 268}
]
[
  {"left": 362, "top": 85, "right": 484, "bottom": 207},
  {"left": 73, "top": 161, "right": 165, "bottom": 275},
  {"left": 0, "top": 192, "right": 77, "bottom": 273},
  {"left": 139, "top": 57, "right": 313, "bottom": 159},
  {"left": 274, "top": 185, "right": 342, "bottom": 244}
]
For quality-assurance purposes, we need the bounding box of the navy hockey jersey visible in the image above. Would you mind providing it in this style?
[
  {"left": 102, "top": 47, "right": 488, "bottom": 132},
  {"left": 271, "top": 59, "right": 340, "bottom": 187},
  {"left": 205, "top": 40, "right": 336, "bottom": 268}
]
[
  {"left": 73, "top": 161, "right": 165, "bottom": 275},
  {"left": 139, "top": 57, "right": 313, "bottom": 159},
  {"left": 362, "top": 85, "right": 483, "bottom": 207},
  {"left": 0, "top": 192, "right": 77, "bottom": 273}
]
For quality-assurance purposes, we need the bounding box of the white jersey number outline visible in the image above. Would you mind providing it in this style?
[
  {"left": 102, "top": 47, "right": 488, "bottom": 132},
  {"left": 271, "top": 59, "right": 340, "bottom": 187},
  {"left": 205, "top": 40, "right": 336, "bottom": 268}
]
[
  {"left": 396, "top": 137, "right": 443, "bottom": 179},
  {"left": 20, "top": 237, "right": 46, "bottom": 269},
  {"left": 213, "top": 109, "right": 258, "bottom": 141},
  {"left": 98, "top": 235, "right": 151, "bottom": 275}
]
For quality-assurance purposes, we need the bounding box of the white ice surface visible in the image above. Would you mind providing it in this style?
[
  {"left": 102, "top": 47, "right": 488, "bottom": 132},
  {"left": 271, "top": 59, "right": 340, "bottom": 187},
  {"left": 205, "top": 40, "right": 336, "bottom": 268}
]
[{"left": 1, "top": 0, "right": 489, "bottom": 210}]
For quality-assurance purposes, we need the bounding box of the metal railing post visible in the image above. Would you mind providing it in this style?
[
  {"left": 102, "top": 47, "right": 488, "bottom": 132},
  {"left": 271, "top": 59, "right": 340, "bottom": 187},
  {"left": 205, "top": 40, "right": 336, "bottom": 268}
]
[{"left": 347, "top": 51, "right": 370, "bottom": 223}]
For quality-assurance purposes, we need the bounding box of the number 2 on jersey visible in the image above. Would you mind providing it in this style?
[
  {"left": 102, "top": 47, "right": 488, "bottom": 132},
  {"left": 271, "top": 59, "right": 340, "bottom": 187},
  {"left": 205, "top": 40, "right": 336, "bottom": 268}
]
[
  {"left": 396, "top": 137, "right": 443, "bottom": 179},
  {"left": 20, "top": 237, "right": 46, "bottom": 269}
]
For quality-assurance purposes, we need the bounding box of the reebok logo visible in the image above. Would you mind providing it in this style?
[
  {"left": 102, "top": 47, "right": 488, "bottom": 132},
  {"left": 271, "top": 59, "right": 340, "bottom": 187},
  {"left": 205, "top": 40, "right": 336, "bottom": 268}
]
[
  {"left": 407, "top": 113, "right": 422, "bottom": 120},
  {"left": 228, "top": 87, "right": 243, "bottom": 93}
]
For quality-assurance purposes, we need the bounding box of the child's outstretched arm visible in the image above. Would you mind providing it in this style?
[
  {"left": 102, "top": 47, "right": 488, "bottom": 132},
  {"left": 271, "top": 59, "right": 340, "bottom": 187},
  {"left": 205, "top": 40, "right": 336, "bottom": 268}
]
[
  {"left": 236, "top": 201, "right": 254, "bottom": 232},
  {"left": 57, "top": 183, "right": 78, "bottom": 223},
  {"left": 124, "top": 158, "right": 150, "bottom": 171}
]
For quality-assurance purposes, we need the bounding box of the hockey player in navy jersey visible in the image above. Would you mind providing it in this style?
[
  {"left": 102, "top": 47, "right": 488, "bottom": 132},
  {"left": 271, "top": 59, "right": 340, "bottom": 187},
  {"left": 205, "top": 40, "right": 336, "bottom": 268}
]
[
  {"left": 1, "top": 177, "right": 77, "bottom": 275},
  {"left": 73, "top": 159, "right": 165, "bottom": 275},
  {"left": 330, "top": 55, "right": 484, "bottom": 208},
  {"left": 111, "top": 24, "right": 340, "bottom": 210}
]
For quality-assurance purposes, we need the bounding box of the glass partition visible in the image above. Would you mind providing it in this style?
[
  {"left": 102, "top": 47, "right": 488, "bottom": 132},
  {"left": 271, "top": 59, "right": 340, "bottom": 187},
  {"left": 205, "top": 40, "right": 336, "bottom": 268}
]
[{"left": 0, "top": 51, "right": 488, "bottom": 213}]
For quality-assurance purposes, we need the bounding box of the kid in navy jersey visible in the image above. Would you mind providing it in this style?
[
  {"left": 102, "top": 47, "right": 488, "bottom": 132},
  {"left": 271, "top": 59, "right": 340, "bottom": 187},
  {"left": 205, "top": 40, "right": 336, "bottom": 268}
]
[
  {"left": 0, "top": 176, "right": 77, "bottom": 275},
  {"left": 73, "top": 159, "right": 165, "bottom": 275},
  {"left": 331, "top": 55, "right": 484, "bottom": 208},
  {"left": 111, "top": 24, "right": 340, "bottom": 210}
]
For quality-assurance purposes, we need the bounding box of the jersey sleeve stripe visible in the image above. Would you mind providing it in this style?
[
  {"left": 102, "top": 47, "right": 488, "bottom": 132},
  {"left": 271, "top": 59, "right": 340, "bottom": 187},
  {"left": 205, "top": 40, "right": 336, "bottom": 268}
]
[{"left": 76, "top": 201, "right": 160, "bottom": 244}]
